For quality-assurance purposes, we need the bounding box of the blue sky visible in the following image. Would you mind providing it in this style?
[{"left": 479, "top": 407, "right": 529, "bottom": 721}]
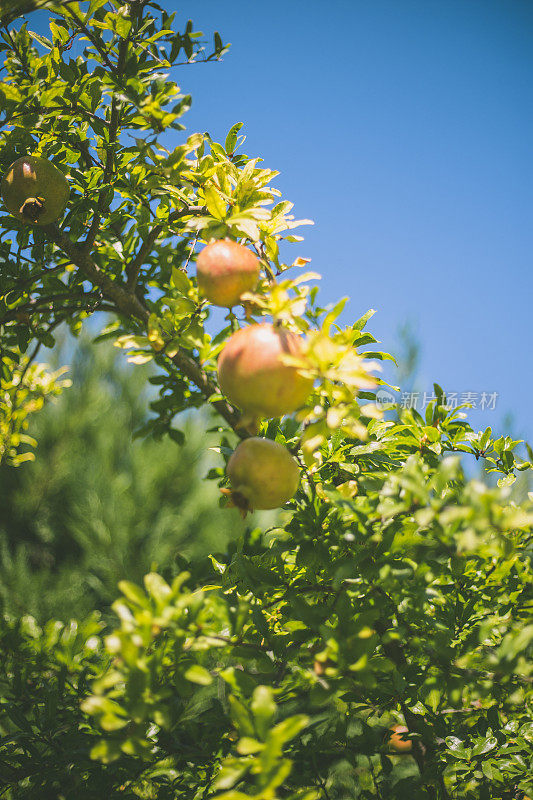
[{"left": 170, "top": 0, "right": 532, "bottom": 443}]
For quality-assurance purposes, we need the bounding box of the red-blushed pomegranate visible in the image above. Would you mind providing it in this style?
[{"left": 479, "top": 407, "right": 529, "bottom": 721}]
[
  {"left": 196, "top": 239, "right": 259, "bottom": 307},
  {"left": 225, "top": 437, "right": 300, "bottom": 512},
  {"left": 1, "top": 155, "right": 69, "bottom": 225},
  {"left": 217, "top": 323, "right": 313, "bottom": 420},
  {"left": 388, "top": 725, "right": 413, "bottom": 754}
]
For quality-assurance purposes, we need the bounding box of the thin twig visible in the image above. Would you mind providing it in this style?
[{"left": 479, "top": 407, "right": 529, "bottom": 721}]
[{"left": 183, "top": 230, "right": 199, "bottom": 272}]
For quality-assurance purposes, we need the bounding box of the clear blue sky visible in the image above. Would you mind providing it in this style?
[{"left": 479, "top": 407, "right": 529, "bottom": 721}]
[{"left": 171, "top": 0, "right": 532, "bottom": 443}]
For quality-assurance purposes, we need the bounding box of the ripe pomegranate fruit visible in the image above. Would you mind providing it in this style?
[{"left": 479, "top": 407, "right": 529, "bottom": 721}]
[
  {"left": 388, "top": 725, "right": 413, "bottom": 754},
  {"left": 218, "top": 323, "right": 313, "bottom": 420},
  {"left": 1, "top": 155, "right": 69, "bottom": 225},
  {"left": 225, "top": 437, "right": 300, "bottom": 512},
  {"left": 196, "top": 239, "right": 259, "bottom": 308}
]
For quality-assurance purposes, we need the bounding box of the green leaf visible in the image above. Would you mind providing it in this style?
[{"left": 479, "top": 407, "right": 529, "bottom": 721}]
[
  {"left": 228, "top": 696, "right": 255, "bottom": 737},
  {"left": 251, "top": 686, "right": 277, "bottom": 739},
  {"left": 236, "top": 736, "right": 263, "bottom": 754},
  {"left": 184, "top": 664, "right": 213, "bottom": 685},
  {"left": 171, "top": 267, "right": 193, "bottom": 294},
  {"left": 472, "top": 737, "right": 497, "bottom": 757},
  {"left": 90, "top": 739, "right": 123, "bottom": 763},
  {"left": 143, "top": 572, "right": 172, "bottom": 602},
  {"left": 497, "top": 473, "right": 516, "bottom": 488},
  {"left": 354, "top": 308, "right": 376, "bottom": 330},
  {"left": 225, "top": 122, "right": 243, "bottom": 154},
  {"left": 118, "top": 580, "right": 148, "bottom": 607},
  {"left": 204, "top": 185, "right": 227, "bottom": 220},
  {"left": 481, "top": 760, "right": 504, "bottom": 781},
  {"left": 213, "top": 758, "right": 251, "bottom": 791},
  {"left": 270, "top": 714, "right": 309, "bottom": 746}
]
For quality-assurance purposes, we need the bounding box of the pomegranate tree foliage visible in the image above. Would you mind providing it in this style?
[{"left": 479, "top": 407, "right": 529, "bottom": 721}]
[{"left": 0, "top": 2, "right": 532, "bottom": 798}]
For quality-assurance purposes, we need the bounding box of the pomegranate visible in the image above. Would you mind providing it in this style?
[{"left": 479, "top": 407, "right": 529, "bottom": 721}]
[
  {"left": 196, "top": 239, "right": 259, "bottom": 307},
  {"left": 1, "top": 156, "right": 69, "bottom": 225},
  {"left": 225, "top": 437, "right": 300, "bottom": 511},
  {"left": 388, "top": 725, "right": 413, "bottom": 754},
  {"left": 217, "top": 323, "right": 313, "bottom": 419}
]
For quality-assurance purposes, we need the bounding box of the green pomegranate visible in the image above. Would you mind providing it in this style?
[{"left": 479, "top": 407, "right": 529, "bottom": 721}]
[
  {"left": 217, "top": 323, "right": 313, "bottom": 420},
  {"left": 196, "top": 239, "right": 260, "bottom": 308},
  {"left": 226, "top": 437, "right": 300, "bottom": 512},
  {"left": 1, "top": 155, "right": 69, "bottom": 225}
]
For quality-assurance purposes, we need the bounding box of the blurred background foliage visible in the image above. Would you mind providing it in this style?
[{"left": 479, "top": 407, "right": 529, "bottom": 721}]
[
  {"left": 1, "top": 321, "right": 529, "bottom": 624},
  {"left": 0, "top": 324, "right": 244, "bottom": 622}
]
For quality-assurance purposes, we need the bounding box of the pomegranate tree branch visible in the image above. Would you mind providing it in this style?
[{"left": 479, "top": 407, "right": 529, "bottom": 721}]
[
  {"left": 1, "top": 296, "right": 115, "bottom": 324},
  {"left": 45, "top": 226, "right": 148, "bottom": 320},
  {"left": 62, "top": 4, "right": 116, "bottom": 73},
  {"left": 44, "top": 224, "right": 245, "bottom": 436},
  {"left": 2, "top": 105, "right": 108, "bottom": 131}
]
